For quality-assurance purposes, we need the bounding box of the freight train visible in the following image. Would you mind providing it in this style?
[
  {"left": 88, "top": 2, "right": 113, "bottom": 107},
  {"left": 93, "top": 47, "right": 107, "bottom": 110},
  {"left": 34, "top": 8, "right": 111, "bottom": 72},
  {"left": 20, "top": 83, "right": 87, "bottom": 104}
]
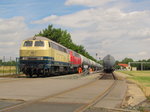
[
  {"left": 19, "top": 36, "right": 102, "bottom": 77},
  {"left": 103, "top": 55, "right": 115, "bottom": 73}
]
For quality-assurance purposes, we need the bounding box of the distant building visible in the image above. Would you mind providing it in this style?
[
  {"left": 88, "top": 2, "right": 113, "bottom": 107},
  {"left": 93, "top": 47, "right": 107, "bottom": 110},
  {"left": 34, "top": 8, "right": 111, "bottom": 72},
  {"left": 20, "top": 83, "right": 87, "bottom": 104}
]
[
  {"left": 118, "top": 63, "right": 130, "bottom": 71},
  {"left": 131, "top": 67, "right": 137, "bottom": 71},
  {"left": 118, "top": 63, "right": 137, "bottom": 71}
]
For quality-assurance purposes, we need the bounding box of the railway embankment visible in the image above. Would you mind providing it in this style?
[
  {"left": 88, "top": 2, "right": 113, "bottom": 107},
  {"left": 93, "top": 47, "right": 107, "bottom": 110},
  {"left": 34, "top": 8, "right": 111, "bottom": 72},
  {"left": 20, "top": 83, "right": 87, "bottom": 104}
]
[{"left": 115, "top": 71, "right": 150, "bottom": 112}]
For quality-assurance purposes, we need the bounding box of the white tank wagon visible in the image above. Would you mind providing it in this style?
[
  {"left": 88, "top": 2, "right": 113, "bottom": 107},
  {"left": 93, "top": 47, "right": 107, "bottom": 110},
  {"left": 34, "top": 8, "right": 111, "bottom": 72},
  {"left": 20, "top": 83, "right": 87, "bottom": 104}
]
[
  {"left": 79, "top": 55, "right": 90, "bottom": 66},
  {"left": 80, "top": 54, "right": 101, "bottom": 71}
]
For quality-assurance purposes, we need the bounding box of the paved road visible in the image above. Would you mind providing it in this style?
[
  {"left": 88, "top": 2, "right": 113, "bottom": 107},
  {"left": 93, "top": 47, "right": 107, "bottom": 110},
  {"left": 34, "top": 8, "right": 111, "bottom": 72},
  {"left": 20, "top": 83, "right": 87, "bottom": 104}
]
[
  {"left": 0, "top": 74, "right": 99, "bottom": 101},
  {"left": 0, "top": 73, "right": 128, "bottom": 112}
]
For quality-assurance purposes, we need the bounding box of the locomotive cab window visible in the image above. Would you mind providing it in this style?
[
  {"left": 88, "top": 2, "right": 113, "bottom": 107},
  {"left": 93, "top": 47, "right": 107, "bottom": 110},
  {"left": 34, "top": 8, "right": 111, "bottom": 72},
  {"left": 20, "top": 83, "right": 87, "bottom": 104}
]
[
  {"left": 35, "top": 41, "right": 44, "bottom": 47},
  {"left": 48, "top": 42, "right": 51, "bottom": 47},
  {"left": 23, "top": 41, "right": 33, "bottom": 47}
]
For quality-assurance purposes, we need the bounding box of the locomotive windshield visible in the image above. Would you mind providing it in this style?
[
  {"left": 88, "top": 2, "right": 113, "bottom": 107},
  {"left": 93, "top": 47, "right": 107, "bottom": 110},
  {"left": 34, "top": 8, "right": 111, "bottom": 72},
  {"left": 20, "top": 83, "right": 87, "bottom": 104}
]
[
  {"left": 23, "top": 41, "right": 33, "bottom": 47},
  {"left": 35, "top": 41, "right": 44, "bottom": 47}
]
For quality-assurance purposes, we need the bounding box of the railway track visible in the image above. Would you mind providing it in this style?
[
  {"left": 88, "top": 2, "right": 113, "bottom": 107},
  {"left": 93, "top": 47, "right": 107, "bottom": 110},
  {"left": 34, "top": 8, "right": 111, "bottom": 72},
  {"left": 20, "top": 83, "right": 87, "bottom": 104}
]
[
  {"left": 100, "top": 72, "right": 117, "bottom": 80},
  {"left": 0, "top": 72, "right": 126, "bottom": 112},
  {"left": 74, "top": 72, "right": 117, "bottom": 112},
  {"left": 0, "top": 78, "right": 27, "bottom": 84}
]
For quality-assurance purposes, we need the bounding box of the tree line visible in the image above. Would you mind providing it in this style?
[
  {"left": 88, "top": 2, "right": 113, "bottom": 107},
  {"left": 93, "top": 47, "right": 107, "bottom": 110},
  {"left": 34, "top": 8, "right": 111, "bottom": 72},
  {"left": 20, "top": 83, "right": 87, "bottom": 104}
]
[
  {"left": 36, "top": 25, "right": 150, "bottom": 70},
  {"left": 115, "top": 58, "right": 150, "bottom": 70},
  {"left": 0, "top": 60, "right": 16, "bottom": 66},
  {"left": 36, "top": 25, "right": 97, "bottom": 62}
]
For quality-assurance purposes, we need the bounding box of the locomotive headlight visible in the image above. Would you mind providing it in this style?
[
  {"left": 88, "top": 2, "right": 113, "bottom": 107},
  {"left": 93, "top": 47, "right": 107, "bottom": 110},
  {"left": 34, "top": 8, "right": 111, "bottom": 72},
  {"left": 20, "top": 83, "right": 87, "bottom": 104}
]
[
  {"left": 21, "top": 57, "right": 28, "bottom": 60},
  {"left": 37, "top": 57, "right": 44, "bottom": 60}
]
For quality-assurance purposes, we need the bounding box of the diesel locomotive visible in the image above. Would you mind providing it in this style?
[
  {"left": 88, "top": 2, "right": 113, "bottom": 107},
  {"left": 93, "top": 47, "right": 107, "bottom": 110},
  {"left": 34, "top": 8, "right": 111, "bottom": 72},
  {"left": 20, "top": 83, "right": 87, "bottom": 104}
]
[{"left": 19, "top": 36, "right": 102, "bottom": 77}]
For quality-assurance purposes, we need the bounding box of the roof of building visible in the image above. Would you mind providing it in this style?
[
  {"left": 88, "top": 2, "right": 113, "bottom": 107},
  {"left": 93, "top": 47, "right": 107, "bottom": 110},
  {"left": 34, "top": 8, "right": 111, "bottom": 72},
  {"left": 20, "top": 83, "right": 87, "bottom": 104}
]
[{"left": 118, "top": 63, "right": 128, "bottom": 67}]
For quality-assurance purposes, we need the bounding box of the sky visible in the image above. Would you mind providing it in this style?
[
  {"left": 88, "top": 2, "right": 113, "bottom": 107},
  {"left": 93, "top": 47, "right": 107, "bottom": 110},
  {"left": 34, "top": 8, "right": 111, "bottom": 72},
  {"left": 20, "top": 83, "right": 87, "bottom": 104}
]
[{"left": 0, "top": 0, "right": 150, "bottom": 61}]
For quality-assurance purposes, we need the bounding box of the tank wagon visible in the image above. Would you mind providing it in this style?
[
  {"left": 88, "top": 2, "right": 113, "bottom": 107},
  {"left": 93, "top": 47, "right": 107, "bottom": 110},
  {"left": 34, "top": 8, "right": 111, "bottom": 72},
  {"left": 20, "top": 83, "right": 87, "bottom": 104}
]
[
  {"left": 103, "top": 55, "right": 115, "bottom": 73},
  {"left": 19, "top": 36, "right": 101, "bottom": 77}
]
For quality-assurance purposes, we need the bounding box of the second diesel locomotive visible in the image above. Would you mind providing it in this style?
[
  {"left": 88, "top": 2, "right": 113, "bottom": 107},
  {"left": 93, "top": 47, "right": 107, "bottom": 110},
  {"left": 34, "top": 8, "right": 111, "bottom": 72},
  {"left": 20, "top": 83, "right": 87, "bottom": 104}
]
[{"left": 19, "top": 36, "right": 102, "bottom": 77}]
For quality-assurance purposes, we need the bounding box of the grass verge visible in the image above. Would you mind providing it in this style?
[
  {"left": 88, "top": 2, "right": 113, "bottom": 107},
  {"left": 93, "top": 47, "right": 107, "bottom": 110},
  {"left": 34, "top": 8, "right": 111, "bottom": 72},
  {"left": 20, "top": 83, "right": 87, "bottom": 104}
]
[{"left": 118, "top": 71, "right": 150, "bottom": 97}]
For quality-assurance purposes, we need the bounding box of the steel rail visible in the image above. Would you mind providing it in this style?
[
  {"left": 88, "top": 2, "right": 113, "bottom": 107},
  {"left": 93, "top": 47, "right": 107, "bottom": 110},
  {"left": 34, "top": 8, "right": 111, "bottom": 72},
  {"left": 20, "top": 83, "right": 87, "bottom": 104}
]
[{"left": 74, "top": 72, "right": 117, "bottom": 112}]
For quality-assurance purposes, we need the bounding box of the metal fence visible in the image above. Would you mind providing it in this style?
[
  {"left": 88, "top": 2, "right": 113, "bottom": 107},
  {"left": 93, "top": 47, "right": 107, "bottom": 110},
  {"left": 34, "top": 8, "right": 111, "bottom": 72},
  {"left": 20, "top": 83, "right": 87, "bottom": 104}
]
[{"left": 0, "top": 56, "right": 20, "bottom": 76}]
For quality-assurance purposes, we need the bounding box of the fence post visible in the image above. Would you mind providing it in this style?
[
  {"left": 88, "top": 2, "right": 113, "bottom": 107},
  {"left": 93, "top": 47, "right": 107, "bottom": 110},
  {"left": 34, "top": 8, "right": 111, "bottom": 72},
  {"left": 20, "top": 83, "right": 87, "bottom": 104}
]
[
  {"left": 10, "top": 57, "right": 11, "bottom": 75},
  {"left": 3, "top": 56, "right": 5, "bottom": 75},
  {"left": 16, "top": 58, "right": 19, "bottom": 75},
  {"left": 0, "top": 57, "right": 2, "bottom": 76}
]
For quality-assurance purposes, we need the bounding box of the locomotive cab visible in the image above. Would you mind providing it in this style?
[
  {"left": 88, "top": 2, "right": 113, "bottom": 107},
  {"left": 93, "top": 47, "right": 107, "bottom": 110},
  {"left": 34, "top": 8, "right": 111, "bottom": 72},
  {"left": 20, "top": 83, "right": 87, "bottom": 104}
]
[
  {"left": 19, "top": 36, "right": 70, "bottom": 77},
  {"left": 20, "top": 40, "right": 50, "bottom": 57},
  {"left": 19, "top": 37, "right": 52, "bottom": 76}
]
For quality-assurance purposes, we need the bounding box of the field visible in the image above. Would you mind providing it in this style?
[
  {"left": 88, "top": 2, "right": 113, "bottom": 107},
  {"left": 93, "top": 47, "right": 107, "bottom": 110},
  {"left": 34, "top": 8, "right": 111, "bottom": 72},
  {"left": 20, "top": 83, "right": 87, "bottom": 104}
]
[
  {"left": 0, "top": 66, "right": 16, "bottom": 74},
  {"left": 118, "top": 70, "right": 150, "bottom": 97}
]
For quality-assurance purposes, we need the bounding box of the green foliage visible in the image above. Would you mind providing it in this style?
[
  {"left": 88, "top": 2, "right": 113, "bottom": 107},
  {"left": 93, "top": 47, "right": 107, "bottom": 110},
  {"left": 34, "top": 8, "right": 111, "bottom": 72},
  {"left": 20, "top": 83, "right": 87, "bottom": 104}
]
[
  {"left": 121, "top": 57, "right": 134, "bottom": 64},
  {"left": 1, "top": 61, "right": 16, "bottom": 66},
  {"left": 116, "top": 58, "right": 150, "bottom": 70},
  {"left": 147, "top": 96, "right": 150, "bottom": 101},
  {"left": 147, "top": 59, "right": 150, "bottom": 62},
  {"left": 0, "top": 60, "right": 2, "bottom": 65},
  {"left": 36, "top": 25, "right": 97, "bottom": 62},
  {"left": 114, "top": 60, "right": 121, "bottom": 69}
]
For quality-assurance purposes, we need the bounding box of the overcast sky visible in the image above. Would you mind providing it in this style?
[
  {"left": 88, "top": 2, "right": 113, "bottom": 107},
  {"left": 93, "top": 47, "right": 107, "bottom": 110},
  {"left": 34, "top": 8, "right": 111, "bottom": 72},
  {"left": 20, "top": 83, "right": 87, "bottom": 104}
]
[{"left": 0, "top": 0, "right": 150, "bottom": 61}]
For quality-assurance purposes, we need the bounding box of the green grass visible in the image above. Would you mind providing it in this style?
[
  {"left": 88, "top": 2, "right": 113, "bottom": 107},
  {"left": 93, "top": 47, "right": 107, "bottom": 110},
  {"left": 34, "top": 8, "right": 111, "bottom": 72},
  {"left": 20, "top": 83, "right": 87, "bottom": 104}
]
[
  {"left": 117, "top": 71, "right": 150, "bottom": 96},
  {"left": 119, "top": 71, "right": 134, "bottom": 76},
  {"left": 0, "top": 70, "right": 16, "bottom": 73},
  {"left": 119, "top": 71, "right": 150, "bottom": 87},
  {"left": 119, "top": 70, "right": 150, "bottom": 76},
  {"left": 131, "top": 76, "right": 150, "bottom": 83},
  {"left": 0, "top": 66, "right": 16, "bottom": 74}
]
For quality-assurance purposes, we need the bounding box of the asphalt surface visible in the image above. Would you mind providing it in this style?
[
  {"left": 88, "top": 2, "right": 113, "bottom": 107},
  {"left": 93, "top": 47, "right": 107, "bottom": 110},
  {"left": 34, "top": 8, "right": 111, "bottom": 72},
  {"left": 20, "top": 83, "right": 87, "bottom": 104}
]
[
  {"left": 0, "top": 100, "right": 23, "bottom": 110},
  {"left": 6, "top": 102, "right": 83, "bottom": 112},
  {"left": 0, "top": 73, "right": 128, "bottom": 112},
  {"left": 44, "top": 80, "right": 114, "bottom": 104},
  {"left": 0, "top": 75, "right": 98, "bottom": 101}
]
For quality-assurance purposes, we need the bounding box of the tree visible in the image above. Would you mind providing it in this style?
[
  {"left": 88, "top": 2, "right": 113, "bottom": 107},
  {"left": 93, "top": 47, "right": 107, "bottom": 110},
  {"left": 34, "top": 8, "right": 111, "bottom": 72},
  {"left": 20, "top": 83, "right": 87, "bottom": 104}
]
[
  {"left": 147, "top": 59, "right": 150, "bottom": 62},
  {"left": 121, "top": 57, "right": 134, "bottom": 64},
  {"left": 0, "top": 60, "right": 2, "bottom": 65},
  {"left": 36, "top": 25, "right": 97, "bottom": 62}
]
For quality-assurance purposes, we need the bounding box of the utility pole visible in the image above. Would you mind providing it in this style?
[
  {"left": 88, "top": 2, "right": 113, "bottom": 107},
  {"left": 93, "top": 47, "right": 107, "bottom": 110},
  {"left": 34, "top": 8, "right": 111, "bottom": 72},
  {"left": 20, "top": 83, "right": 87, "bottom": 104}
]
[
  {"left": 96, "top": 53, "right": 98, "bottom": 60},
  {"left": 141, "top": 63, "right": 143, "bottom": 71}
]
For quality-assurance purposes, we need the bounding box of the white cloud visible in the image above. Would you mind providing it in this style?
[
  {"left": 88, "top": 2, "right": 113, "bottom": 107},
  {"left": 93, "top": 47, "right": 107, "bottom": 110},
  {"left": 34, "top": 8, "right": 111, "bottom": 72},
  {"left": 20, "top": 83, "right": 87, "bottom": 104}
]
[
  {"left": 138, "top": 51, "right": 147, "bottom": 56},
  {"left": 32, "top": 2, "right": 150, "bottom": 60},
  {"left": 32, "top": 15, "right": 58, "bottom": 24},
  {"left": 0, "top": 17, "right": 26, "bottom": 32},
  {"left": 65, "top": 0, "right": 117, "bottom": 7},
  {"left": 0, "top": 42, "right": 15, "bottom": 46},
  {"left": 0, "top": 17, "right": 36, "bottom": 58}
]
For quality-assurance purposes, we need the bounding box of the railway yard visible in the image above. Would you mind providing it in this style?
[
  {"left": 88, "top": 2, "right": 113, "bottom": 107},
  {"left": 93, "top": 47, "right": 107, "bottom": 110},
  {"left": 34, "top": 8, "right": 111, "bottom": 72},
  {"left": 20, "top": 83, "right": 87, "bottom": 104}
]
[{"left": 0, "top": 72, "right": 149, "bottom": 112}]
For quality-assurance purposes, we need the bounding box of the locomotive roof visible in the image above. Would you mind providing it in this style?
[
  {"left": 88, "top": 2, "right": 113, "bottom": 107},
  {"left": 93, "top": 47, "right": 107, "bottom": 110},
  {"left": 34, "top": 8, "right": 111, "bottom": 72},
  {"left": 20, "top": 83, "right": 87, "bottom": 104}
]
[
  {"left": 25, "top": 36, "right": 68, "bottom": 49},
  {"left": 25, "top": 36, "right": 50, "bottom": 41}
]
